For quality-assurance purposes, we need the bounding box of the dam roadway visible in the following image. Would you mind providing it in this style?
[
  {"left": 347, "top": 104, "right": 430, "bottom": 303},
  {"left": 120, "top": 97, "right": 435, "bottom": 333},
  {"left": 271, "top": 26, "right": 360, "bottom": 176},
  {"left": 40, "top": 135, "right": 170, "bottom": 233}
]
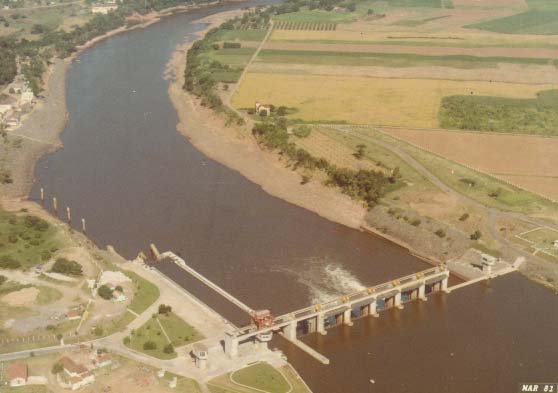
[{"left": 29, "top": 3, "right": 558, "bottom": 392}]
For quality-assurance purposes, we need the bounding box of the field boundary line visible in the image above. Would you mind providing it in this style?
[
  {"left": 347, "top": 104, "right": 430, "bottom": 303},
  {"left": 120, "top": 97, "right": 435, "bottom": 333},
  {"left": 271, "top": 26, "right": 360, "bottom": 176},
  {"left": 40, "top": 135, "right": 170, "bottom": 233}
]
[
  {"left": 228, "top": 19, "right": 274, "bottom": 107},
  {"left": 328, "top": 123, "right": 558, "bottom": 205}
]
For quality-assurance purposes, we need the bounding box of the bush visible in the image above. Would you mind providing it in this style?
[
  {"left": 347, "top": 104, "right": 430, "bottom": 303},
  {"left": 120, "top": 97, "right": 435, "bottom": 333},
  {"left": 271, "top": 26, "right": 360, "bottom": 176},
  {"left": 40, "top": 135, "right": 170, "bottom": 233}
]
[
  {"left": 40, "top": 250, "right": 52, "bottom": 261},
  {"left": 143, "top": 341, "right": 157, "bottom": 350},
  {"left": 470, "top": 230, "right": 482, "bottom": 240},
  {"left": 51, "top": 258, "right": 83, "bottom": 276},
  {"left": 163, "top": 344, "right": 174, "bottom": 354},
  {"left": 51, "top": 362, "right": 63, "bottom": 374},
  {"left": 97, "top": 284, "right": 113, "bottom": 300},
  {"left": 123, "top": 336, "right": 131, "bottom": 345},
  {"left": 158, "top": 304, "right": 172, "bottom": 315},
  {"left": 0, "top": 275, "right": 6, "bottom": 286},
  {"left": 0, "top": 255, "right": 21, "bottom": 269},
  {"left": 434, "top": 229, "right": 446, "bottom": 238},
  {"left": 94, "top": 327, "right": 104, "bottom": 336},
  {"left": 411, "top": 219, "right": 421, "bottom": 227},
  {"left": 459, "top": 213, "right": 469, "bottom": 221},
  {"left": 293, "top": 125, "right": 311, "bottom": 138}
]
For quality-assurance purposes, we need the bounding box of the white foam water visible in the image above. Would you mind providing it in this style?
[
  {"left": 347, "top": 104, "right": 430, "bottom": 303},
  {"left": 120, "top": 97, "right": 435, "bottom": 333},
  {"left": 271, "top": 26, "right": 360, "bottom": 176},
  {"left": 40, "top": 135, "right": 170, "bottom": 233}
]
[{"left": 275, "top": 257, "right": 366, "bottom": 305}]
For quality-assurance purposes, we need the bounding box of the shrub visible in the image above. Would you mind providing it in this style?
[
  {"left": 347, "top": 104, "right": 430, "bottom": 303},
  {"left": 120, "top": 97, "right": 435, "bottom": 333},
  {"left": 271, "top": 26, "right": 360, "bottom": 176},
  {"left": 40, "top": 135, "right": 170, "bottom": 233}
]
[
  {"left": 163, "top": 344, "right": 174, "bottom": 354},
  {"left": 158, "top": 304, "right": 172, "bottom": 315},
  {"left": 51, "top": 362, "right": 63, "bottom": 374},
  {"left": 0, "top": 255, "right": 21, "bottom": 269},
  {"left": 434, "top": 229, "right": 446, "bottom": 238},
  {"left": 40, "top": 250, "right": 52, "bottom": 261},
  {"left": 123, "top": 336, "right": 131, "bottom": 345},
  {"left": 459, "top": 213, "right": 469, "bottom": 221},
  {"left": 223, "top": 41, "right": 241, "bottom": 48},
  {"left": 470, "top": 230, "right": 482, "bottom": 240},
  {"left": 97, "top": 285, "right": 113, "bottom": 300},
  {"left": 411, "top": 219, "right": 421, "bottom": 227},
  {"left": 293, "top": 125, "right": 311, "bottom": 138},
  {"left": 51, "top": 258, "right": 83, "bottom": 276},
  {"left": 0, "top": 275, "right": 6, "bottom": 286},
  {"left": 143, "top": 341, "right": 157, "bottom": 350},
  {"left": 94, "top": 327, "right": 103, "bottom": 336}
]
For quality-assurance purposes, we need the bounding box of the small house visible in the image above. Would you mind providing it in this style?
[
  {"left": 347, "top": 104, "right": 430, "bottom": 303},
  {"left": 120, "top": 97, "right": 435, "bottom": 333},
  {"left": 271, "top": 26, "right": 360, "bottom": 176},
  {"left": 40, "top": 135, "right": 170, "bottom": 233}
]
[
  {"left": 8, "top": 362, "right": 28, "bottom": 387},
  {"left": 553, "top": 240, "right": 558, "bottom": 249},
  {"left": 93, "top": 353, "right": 112, "bottom": 369},
  {"left": 255, "top": 102, "right": 271, "bottom": 117},
  {"left": 58, "top": 356, "right": 95, "bottom": 390},
  {"left": 66, "top": 309, "right": 82, "bottom": 321}
]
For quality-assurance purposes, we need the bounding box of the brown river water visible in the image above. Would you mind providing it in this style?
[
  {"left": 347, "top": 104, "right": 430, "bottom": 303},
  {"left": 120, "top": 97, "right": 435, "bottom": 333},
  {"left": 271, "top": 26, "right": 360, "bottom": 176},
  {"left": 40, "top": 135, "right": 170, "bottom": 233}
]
[{"left": 30, "top": 4, "right": 558, "bottom": 392}]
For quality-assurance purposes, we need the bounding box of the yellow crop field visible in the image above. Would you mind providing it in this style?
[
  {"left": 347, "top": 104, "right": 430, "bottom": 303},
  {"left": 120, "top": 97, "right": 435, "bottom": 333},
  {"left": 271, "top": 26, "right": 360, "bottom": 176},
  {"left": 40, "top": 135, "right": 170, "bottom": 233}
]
[{"left": 232, "top": 73, "right": 555, "bottom": 127}]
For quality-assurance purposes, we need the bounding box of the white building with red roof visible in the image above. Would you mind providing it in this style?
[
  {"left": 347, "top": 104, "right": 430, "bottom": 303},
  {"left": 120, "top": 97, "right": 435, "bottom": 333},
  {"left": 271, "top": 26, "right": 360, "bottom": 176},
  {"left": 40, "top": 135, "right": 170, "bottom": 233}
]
[{"left": 8, "top": 362, "right": 28, "bottom": 387}]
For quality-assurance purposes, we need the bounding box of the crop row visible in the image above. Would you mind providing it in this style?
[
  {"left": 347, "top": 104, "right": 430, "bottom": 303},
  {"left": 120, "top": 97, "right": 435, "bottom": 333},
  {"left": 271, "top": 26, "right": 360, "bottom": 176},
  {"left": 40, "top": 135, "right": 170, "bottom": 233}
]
[{"left": 274, "top": 21, "right": 337, "bottom": 31}]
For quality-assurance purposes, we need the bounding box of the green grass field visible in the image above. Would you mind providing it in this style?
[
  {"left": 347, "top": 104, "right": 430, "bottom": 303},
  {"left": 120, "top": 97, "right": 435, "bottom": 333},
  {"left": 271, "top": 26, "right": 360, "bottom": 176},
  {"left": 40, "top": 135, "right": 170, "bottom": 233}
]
[
  {"left": 392, "top": 15, "right": 449, "bottom": 27},
  {"left": 125, "top": 311, "right": 201, "bottom": 360},
  {"left": 518, "top": 227, "right": 558, "bottom": 257},
  {"left": 231, "top": 363, "right": 291, "bottom": 393},
  {"left": 124, "top": 270, "right": 160, "bottom": 314},
  {"left": 274, "top": 9, "right": 359, "bottom": 23},
  {"left": 386, "top": 0, "right": 442, "bottom": 7},
  {"left": 218, "top": 29, "right": 267, "bottom": 42},
  {"left": 256, "top": 49, "right": 552, "bottom": 69},
  {"left": 439, "top": 89, "right": 558, "bottom": 136},
  {"left": 200, "top": 47, "right": 256, "bottom": 83},
  {"left": 0, "top": 210, "right": 65, "bottom": 270},
  {"left": 467, "top": 0, "right": 558, "bottom": 34}
]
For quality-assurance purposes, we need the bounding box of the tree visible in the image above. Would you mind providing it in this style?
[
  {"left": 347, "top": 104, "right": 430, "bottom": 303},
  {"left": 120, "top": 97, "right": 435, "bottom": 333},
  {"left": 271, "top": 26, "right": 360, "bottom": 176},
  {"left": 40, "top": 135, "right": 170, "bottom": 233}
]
[
  {"left": 434, "top": 229, "right": 446, "bottom": 238},
  {"left": 158, "top": 304, "right": 172, "bottom": 315},
  {"left": 97, "top": 285, "right": 113, "bottom": 300},
  {"left": 51, "top": 258, "right": 83, "bottom": 276},
  {"left": 51, "top": 362, "right": 63, "bottom": 374},
  {"left": 470, "top": 230, "right": 482, "bottom": 240},
  {"left": 123, "top": 336, "right": 131, "bottom": 345},
  {"left": 354, "top": 144, "right": 366, "bottom": 160}
]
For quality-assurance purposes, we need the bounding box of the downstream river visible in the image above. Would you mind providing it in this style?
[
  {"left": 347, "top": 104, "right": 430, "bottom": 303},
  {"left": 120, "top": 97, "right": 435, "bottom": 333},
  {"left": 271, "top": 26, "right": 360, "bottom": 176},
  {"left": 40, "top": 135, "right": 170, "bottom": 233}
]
[{"left": 30, "top": 4, "right": 558, "bottom": 392}]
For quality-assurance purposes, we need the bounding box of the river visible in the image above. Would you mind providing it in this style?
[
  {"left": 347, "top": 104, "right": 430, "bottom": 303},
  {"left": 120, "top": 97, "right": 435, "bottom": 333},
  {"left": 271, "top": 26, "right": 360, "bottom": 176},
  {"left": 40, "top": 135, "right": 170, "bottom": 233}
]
[{"left": 30, "top": 4, "right": 558, "bottom": 392}]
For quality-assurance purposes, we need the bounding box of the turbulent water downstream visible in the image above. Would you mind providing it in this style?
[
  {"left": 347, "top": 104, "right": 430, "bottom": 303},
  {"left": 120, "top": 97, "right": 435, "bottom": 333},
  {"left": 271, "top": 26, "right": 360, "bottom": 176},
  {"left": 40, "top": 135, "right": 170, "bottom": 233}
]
[{"left": 30, "top": 4, "right": 558, "bottom": 392}]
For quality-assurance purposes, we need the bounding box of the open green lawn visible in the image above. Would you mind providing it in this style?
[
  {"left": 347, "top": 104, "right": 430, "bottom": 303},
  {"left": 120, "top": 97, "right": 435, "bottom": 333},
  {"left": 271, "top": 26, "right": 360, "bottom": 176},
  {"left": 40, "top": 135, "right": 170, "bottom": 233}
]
[
  {"left": 392, "top": 15, "right": 449, "bottom": 27},
  {"left": 124, "top": 270, "right": 160, "bottom": 314},
  {"left": 125, "top": 311, "right": 201, "bottom": 360},
  {"left": 0, "top": 210, "right": 64, "bottom": 270},
  {"left": 158, "top": 311, "right": 203, "bottom": 346},
  {"left": 439, "top": 89, "right": 558, "bottom": 136},
  {"left": 256, "top": 49, "right": 551, "bottom": 69},
  {"left": 231, "top": 363, "right": 291, "bottom": 393},
  {"left": 36, "top": 285, "right": 63, "bottom": 305}
]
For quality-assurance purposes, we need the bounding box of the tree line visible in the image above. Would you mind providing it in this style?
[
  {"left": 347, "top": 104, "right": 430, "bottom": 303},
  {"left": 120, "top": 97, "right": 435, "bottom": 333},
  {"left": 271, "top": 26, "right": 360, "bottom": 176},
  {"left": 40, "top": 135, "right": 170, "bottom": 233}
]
[{"left": 253, "top": 118, "right": 392, "bottom": 208}]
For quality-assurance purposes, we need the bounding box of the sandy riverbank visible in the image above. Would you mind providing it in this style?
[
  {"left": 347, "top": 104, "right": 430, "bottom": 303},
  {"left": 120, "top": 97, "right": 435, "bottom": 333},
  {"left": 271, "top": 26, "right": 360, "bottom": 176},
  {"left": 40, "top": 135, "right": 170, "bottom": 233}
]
[{"left": 167, "top": 13, "right": 369, "bottom": 230}]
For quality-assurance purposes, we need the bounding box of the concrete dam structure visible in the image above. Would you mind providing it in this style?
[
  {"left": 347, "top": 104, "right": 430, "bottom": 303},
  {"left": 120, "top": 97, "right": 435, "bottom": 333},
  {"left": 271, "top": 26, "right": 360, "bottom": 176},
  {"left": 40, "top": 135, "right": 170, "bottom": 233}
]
[{"left": 152, "top": 248, "right": 458, "bottom": 364}]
